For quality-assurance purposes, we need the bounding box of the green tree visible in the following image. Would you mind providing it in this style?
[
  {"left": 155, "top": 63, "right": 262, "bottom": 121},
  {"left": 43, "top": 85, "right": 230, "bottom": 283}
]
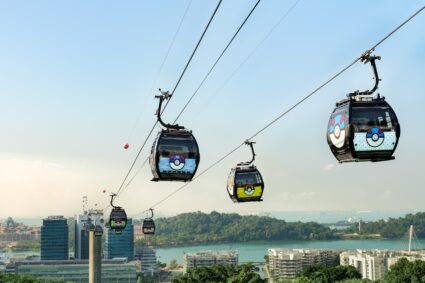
[
  {"left": 5, "top": 217, "right": 15, "bottom": 227},
  {"left": 345, "top": 212, "right": 425, "bottom": 238},
  {"left": 169, "top": 259, "right": 178, "bottom": 269},
  {"left": 172, "top": 263, "right": 265, "bottom": 283},
  {"left": 0, "top": 272, "right": 65, "bottom": 283},
  {"left": 136, "top": 211, "right": 338, "bottom": 247},
  {"left": 381, "top": 258, "right": 425, "bottom": 283},
  {"left": 338, "top": 280, "right": 371, "bottom": 283},
  {"left": 298, "top": 265, "right": 361, "bottom": 283},
  {"left": 157, "top": 260, "right": 166, "bottom": 268}
]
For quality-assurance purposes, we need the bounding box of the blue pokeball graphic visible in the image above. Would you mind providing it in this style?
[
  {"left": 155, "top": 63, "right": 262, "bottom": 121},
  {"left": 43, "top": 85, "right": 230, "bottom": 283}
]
[
  {"left": 329, "top": 114, "right": 346, "bottom": 148},
  {"left": 169, "top": 155, "right": 185, "bottom": 170},
  {"left": 366, "top": 127, "right": 385, "bottom": 147}
]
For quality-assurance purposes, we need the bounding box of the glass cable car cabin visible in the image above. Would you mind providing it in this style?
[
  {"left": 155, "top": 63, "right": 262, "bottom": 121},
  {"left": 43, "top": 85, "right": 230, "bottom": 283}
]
[
  {"left": 94, "top": 224, "right": 103, "bottom": 237},
  {"left": 150, "top": 89, "right": 200, "bottom": 182},
  {"left": 327, "top": 54, "right": 400, "bottom": 162},
  {"left": 108, "top": 194, "right": 127, "bottom": 234},
  {"left": 142, "top": 209, "right": 156, "bottom": 235},
  {"left": 227, "top": 141, "right": 264, "bottom": 203}
]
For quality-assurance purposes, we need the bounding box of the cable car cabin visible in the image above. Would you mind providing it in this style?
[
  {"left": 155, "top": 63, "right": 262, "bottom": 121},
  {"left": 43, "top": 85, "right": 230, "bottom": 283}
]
[
  {"left": 227, "top": 165, "right": 264, "bottom": 203},
  {"left": 150, "top": 129, "right": 200, "bottom": 182},
  {"left": 142, "top": 219, "right": 156, "bottom": 235},
  {"left": 94, "top": 225, "right": 103, "bottom": 237},
  {"left": 109, "top": 207, "right": 127, "bottom": 234},
  {"left": 327, "top": 96, "right": 400, "bottom": 162}
]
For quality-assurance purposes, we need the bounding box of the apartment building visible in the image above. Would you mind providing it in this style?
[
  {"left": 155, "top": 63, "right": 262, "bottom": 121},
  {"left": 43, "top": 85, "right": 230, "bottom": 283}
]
[
  {"left": 183, "top": 250, "right": 238, "bottom": 272},
  {"left": 268, "top": 249, "right": 339, "bottom": 280}
]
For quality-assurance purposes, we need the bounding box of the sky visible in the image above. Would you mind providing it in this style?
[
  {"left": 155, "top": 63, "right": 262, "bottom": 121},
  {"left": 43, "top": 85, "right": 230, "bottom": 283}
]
[{"left": 0, "top": 0, "right": 425, "bottom": 218}]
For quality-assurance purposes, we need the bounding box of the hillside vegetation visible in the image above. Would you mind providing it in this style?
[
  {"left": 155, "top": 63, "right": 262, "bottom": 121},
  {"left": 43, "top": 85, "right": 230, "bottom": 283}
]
[
  {"left": 137, "top": 211, "right": 337, "bottom": 246},
  {"left": 346, "top": 212, "right": 425, "bottom": 238}
]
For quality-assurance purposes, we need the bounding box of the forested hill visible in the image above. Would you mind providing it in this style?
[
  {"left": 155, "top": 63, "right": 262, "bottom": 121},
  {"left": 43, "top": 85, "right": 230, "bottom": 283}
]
[
  {"left": 137, "top": 211, "right": 337, "bottom": 246},
  {"left": 346, "top": 212, "right": 425, "bottom": 238}
]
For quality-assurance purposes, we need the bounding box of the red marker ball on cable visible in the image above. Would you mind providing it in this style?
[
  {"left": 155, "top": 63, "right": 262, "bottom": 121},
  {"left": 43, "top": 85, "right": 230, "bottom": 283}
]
[{"left": 123, "top": 143, "right": 129, "bottom": 149}]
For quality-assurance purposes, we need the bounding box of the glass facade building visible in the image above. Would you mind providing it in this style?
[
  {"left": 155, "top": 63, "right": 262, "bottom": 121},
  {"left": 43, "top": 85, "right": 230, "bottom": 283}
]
[
  {"left": 135, "top": 244, "right": 157, "bottom": 274},
  {"left": 74, "top": 210, "right": 104, "bottom": 260},
  {"left": 105, "top": 218, "right": 134, "bottom": 260},
  {"left": 40, "top": 216, "right": 69, "bottom": 260},
  {"left": 14, "top": 259, "right": 137, "bottom": 283}
]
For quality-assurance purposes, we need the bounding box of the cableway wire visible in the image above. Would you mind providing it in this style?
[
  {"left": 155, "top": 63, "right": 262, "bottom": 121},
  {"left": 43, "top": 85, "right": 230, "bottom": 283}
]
[
  {"left": 161, "top": 0, "right": 224, "bottom": 113},
  {"left": 192, "top": 0, "right": 301, "bottom": 119},
  {"left": 116, "top": 0, "right": 263, "bottom": 199},
  {"left": 126, "top": 0, "right": 193, "bottom": 140},
  {"left": 112, "top": 0, "right": 223, "bottom": 201},
  {"left": 173, "top": 0, "right": 262, "bottom": 123},
  {"left": 102, "top": 1, "right": 193, "bottom": 214},
  {"left": 134, "top": 3, "right": 425, "bottom": 216},
  {"left": 116, "top": 0, "right": 263, "bottom": 204}
]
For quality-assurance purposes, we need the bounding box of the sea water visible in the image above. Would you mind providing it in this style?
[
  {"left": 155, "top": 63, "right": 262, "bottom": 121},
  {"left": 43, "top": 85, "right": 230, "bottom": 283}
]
[{"left": 156, "top": 239, "right": 425, "bottom": 264}]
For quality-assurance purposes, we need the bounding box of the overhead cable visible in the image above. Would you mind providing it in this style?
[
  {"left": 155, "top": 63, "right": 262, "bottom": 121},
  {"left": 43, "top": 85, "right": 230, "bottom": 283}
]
[{"left": 135, "top": 3, "right": 425, "bottom": 215}]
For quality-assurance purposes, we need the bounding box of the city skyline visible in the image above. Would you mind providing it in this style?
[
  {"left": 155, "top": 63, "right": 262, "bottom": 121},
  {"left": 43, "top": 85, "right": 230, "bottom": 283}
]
[{"left": 1, "top": 0, "right": 425, "bottom": 217}]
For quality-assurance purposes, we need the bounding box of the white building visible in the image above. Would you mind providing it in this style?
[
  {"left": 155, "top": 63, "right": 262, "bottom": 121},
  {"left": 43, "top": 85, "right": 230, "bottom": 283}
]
[
  {"left": 341, "top": 249, "right": 425, "bottom": 280},
  {"left": 268, "top": 249, "right": 340, "bottom": 280},
  {"left": 340, "top": 250, "right": 391, "bottom": 281},
  {"left": 183, "top": 250, "right": 238, "bottom": 272},
  {"left": 386, "top": 251, "right": 425, "bottom": 269}
]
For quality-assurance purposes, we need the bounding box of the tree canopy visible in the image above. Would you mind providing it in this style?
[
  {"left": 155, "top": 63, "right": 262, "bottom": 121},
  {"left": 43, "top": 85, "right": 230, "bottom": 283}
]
[
  {"left": 172, "top": 263, "right": 265, "bottom": 283},
  {"left": 295, "top": 265, "right": 362, "bottom": 283},
  {"left": 381, "top": 258, "right": 425, "bottom": 283},
  {"left": 0, "top": 272, "right": 65, "bottom": 283},
  {"left": 346, "top": 212, "right": 425, "bottom": 238},
  {"left": 137, "top": 211, "right": 337, "bottom": 246}
]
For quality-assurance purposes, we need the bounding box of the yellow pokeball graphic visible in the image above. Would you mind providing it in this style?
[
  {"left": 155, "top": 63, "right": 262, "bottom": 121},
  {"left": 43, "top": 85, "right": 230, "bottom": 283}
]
[{"left": 244, "top": 186, "right": 255, "bottom": 196}]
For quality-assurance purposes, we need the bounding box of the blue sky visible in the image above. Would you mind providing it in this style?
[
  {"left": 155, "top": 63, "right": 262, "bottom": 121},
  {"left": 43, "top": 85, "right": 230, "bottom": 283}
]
[{"left": 0, "top": 0, "right": 424, "bottom": 218}]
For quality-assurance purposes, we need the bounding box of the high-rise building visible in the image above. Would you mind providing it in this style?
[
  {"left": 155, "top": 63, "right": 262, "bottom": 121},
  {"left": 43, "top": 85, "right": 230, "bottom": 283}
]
[
  {"left": 74, "top": 209, "right": 104, "bottom": 260},
  {"left": 40, "top": 216, "right": 69, "bottom": 260},
  {"left": 267, "top": 249, "right": 340, "bottom": 280},
  {"left": 340, "top": 249, "right": 425, "bottom": 281},
  {"left": 135, "top": 244, "right": 157, "bottom": 275},
  {"left": 183, "top": 250, "right": 238, "bottom": 273},
  {"left": 340, "top": 250, "right": 390, "bottom": 281},
  {"left": 105, "top": 218, "right": 134, "bottom": 260}
]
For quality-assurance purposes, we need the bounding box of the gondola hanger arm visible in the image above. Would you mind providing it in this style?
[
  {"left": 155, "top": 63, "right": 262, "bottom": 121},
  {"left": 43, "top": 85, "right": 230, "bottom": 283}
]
[
  {"left": 237, "top": 140, "right": 256, "bottom": 166},
  {"left": 361, "top": 53, "right": 381, "bottom": 94},
  {"left": 110, "top": 193, "right": 118, "bottom": 209},
  {"left": 155, "top": 89, "right": 184, "bottom": 130},
  {"left": 349, "top": 53, "right": 381, "bottom": 97}
]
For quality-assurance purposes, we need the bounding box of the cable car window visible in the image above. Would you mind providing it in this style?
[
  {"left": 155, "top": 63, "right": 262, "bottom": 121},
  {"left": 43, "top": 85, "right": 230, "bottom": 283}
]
[
  {"left": 158, "top": 138, "right": 197, "bottom": 158},
  {"left": 351, "top": 107, "right": 395, "bottom": 130},
  {"left": 159, "top": 145, "right": 188, "bottom": 158},
  {"left": 156, "top": 135, "right": 199, "bottom": 175},
  {"left": 255, "top": 172, "right": 263, "bottom": 183},
  {"left": 236, "top": 172, "right": 258, "bottom": 186}
]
